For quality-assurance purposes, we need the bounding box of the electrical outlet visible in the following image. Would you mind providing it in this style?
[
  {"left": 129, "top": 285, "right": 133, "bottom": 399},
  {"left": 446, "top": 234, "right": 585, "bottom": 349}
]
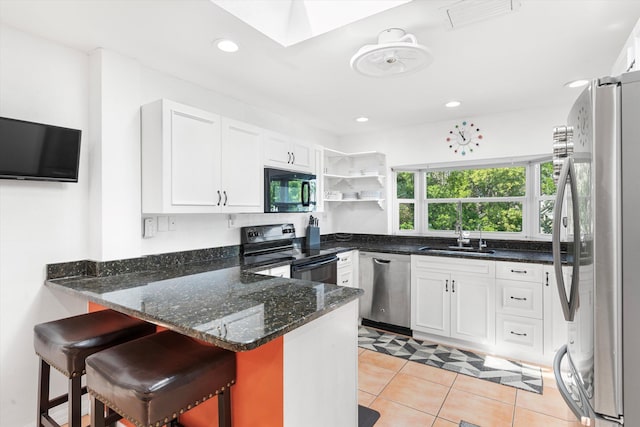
[
  {"left": 143, "top": 217, "right": 155, "bottom": 238},
  {"left": 168, "top": 216, "right": 177, "bottom": 231}
]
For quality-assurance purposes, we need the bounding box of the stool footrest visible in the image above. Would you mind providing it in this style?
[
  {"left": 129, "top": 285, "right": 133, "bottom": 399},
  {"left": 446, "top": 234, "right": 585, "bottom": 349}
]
[{"left": 43, "top": 386, "right": 87, "bottom": 410}]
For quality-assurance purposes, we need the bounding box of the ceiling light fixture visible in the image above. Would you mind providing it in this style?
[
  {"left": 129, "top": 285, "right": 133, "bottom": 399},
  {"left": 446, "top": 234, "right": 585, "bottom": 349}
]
[
  {"left": 445, "top": 100, "right": 461, "bottom": 108},
  {"left": 355, "top": 116, "right": 369, "bottom": 123},
  {"left": 350, "top": 28, "right": 433, "bottom": 78},
  {"left": 565, "top": 79, "right": 589, "bottom": 88},
  {"left": 215, "top": 38, "right": 239, "bottom": 53}
]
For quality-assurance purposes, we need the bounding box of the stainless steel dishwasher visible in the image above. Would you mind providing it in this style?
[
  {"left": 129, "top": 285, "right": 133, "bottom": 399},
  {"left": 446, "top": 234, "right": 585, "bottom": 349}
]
[{"left": 359, "top": 252, "right": 411, "bottom": 332}]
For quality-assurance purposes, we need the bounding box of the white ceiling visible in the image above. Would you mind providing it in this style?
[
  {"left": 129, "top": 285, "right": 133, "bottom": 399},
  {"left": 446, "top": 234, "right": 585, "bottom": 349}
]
[{"left": 1, "top": 0, "right": 639, "bottom": 136}]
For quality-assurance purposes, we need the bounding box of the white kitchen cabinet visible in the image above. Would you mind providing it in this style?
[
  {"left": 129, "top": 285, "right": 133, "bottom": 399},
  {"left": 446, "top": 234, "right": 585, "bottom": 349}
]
[
  {"left": 142, "top": 99, "right": 222, "bottom": 213},
  {"left": 254, "top": 264, "right": 291, "bottom": 278},
  {"left": 543, "top": 265, "right": 570, "bottom": 359},
  {"left": 494, "top": 261, "right": 544, "bottom": 358},
  {"left": 411, "top": 256, "right": 495, "bottom": 346},
  {"left": 220, "top": 118, "right": 263, "bottom": 212},
  {"left": 337, "top": 250, "right": 358, "bottom": 288},
  {"left": 141, "top": 100, "right": 262, "bottom": 214},
  {"left": 264, "top": 131, "right": 313, "bottom": 173}
]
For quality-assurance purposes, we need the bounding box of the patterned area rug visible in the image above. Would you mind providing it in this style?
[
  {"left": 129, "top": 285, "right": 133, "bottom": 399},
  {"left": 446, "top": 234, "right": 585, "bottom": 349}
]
[{"left": 358, "top": 326, "right": 543, "bottom": 394}]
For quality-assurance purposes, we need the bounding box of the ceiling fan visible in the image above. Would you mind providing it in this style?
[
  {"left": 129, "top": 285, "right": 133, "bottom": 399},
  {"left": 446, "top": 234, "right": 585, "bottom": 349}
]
[{"left": 350, "top": 28, "right": 433, "bottom": 78}]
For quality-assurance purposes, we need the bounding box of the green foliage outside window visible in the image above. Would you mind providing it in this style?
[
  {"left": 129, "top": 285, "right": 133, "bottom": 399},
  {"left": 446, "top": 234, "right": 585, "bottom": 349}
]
[
  {"left": 397, "top": 172, "right": 416, "bottom": 230},
  {"left": 426, "top": 167, "right": 525, "bottom": 232}
]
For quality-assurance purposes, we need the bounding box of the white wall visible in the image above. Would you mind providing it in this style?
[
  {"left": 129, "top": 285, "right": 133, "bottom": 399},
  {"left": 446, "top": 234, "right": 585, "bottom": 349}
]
[
  {"left": 0, "top": 25, "right": 90, "bottom": 427},
  {"left": 334, "top": 105, "right": 568, "bottom": 234}
]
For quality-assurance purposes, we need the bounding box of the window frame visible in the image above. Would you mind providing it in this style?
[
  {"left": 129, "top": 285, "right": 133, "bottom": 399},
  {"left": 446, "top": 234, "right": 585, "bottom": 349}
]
[{"left": 392, "top": 158, "right": 555, "bottom": 240}]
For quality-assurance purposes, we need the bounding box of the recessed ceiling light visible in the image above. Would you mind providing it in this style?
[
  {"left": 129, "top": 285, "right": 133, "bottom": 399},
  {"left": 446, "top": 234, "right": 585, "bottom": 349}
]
[
  {"left": 215, "top": 39, "right": 239, "bottom": 53},
  {"left": 355, "top": 116, "right": 369, "bottom": 123},
  {"left": 445, "top": 100, "right": 461, "bottom": 108},
  {"left": 565, "top": 79, "right": 589, "bottom": 88}
]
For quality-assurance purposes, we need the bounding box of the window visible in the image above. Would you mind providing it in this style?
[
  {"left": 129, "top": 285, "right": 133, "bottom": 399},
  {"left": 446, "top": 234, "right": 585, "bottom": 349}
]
[{"left": 393, "top": 160, "right": 556, "bottom": 239}]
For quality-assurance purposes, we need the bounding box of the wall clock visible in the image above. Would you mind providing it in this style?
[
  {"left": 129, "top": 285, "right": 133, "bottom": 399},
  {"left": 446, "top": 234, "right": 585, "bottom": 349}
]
[{"left": 446, "top": 121, "right": 483, "bottom": 156}]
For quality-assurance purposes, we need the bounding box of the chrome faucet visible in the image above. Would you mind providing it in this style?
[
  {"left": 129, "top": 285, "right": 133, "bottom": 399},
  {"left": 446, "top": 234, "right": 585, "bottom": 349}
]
[
  {"left": 455, "top": 201, "right": 470, "bottom": 247},
  {"left": 478, "top": 223, "right": 487, "bottom": 251}
]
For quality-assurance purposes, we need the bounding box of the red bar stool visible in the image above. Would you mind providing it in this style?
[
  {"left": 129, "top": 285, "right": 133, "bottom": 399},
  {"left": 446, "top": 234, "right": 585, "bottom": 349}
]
[
  {"left": 86, "top": 330, "right": 236, "bottom": 427},
  {"left": 34, "top": 310, "right": 156, "bottom": 427}
]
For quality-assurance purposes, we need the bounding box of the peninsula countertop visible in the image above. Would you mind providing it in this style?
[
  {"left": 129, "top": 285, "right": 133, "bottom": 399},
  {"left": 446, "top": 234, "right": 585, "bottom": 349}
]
[{"left": 45, "top": 259, "right": 363, "bottom": 352}]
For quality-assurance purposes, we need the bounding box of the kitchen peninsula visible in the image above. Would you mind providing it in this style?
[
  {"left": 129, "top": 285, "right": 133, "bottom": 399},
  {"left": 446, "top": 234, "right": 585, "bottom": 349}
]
[{"left": 45, "top": 254, "right": 362, "bottom": 427}]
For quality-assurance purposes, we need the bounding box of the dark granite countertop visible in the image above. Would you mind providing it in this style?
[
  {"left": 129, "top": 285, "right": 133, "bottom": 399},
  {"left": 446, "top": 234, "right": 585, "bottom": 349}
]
[
  {"left": 319, "top": 241, "right": 564, "bottom": 264},
  {"left": 45, "top": 259, "right": 362, "bottom": 352}
]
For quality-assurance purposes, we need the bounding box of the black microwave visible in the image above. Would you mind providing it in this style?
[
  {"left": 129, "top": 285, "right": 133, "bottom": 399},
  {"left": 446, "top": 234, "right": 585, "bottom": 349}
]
[{"left": 264, "top": 168, "right": 317, "bottom": 213}]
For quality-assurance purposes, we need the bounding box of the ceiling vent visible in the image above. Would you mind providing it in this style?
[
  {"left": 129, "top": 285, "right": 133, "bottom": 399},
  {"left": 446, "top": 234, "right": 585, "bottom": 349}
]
[
  {"left": 350, "top": 28, "right": 433, "bottom": 78},
  {"left": 443, "top": 0, "right": 521, "bottom": 29}
]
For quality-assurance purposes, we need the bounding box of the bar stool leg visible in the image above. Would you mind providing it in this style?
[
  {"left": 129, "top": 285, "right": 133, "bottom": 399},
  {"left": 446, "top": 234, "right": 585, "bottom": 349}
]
[
  {"left": 91, "top": 395, "right": 106, "bottom": 427},
  {"left": 218, "top": 389, "right": 232, "bottom": 427},
  {"left": 36, "top": 358, "right": 50, "bottom": 427},
  {"left": 68, "top": 376, "right": 82, "bottom": 427}
]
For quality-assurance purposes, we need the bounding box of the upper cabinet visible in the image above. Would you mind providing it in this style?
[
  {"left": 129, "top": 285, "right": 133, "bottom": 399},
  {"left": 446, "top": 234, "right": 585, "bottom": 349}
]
[
  {"left": 141, "top": 100, "right": 262, "bottom": 214},
  {"left": 263, "top": 131, "right": 313, "bottom": 173},
  {"left": 220, "top": 118, "right": 263, "bottom": 212}
]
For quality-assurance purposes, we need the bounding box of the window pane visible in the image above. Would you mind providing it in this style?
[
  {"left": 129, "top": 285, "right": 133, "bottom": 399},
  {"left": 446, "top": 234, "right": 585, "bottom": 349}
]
[
  {"left": 426, "top": 167, "right": 526, "bottom": 199},
  {"left": 428, "top": 202, "right": 523, "bottom": 232},
  {"left": 396, "top": 172, "right": 415, "bottom": 199},
  {"left": 540, "top": 162, "right": 557, "bottom": 196},
  {"left": 539, "top": 200, "right": 554, "bottom": 234},
  {"left": 399, "top": 203, "right": 415, "bottom": 230}
]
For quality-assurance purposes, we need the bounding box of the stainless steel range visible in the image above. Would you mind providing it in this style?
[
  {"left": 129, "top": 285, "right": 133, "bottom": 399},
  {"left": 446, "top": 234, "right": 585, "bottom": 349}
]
[{"left": 240, "top": 224, "right": 347, "bottom": 285}]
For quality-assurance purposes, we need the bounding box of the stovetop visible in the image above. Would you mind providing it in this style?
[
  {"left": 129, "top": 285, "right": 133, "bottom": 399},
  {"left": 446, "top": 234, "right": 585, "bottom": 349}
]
[
  {"left": 240, "top": 223, "right": 350, "bottom": 268},
  {"left": 242, "top": 246, "right": 349, "bottom": 268}
]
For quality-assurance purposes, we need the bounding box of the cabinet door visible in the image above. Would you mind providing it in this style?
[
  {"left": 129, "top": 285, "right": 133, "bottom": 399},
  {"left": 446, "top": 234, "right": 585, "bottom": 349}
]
[
  {"left": 543, "top": 265, "right": 570, "bottom": 358},
  {"left": 337, "top": 268, "right": 354, "bottom": 287},
  {"left": 290, "top": 141, "right": 312, "bottom": 171},
  {"left": 451, "top": 274, "right": 495, "bottom": 345},
  {"left": 411, "top": 269, "right": 450, "bottom": 337},
  {"left": 264, "top": 132, "right": 291, "bottom": 166},
  {"left": 169, "top": 107, "right": 221, "bottom": 207},
  {"left": 220, "top": 118, "right": 263, "bottom": 212}
]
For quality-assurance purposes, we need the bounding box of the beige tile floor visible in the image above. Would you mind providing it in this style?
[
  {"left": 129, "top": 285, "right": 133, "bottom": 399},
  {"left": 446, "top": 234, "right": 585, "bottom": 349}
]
[{"left": 358, "top": 347, "right": 582, "bottom": 427}]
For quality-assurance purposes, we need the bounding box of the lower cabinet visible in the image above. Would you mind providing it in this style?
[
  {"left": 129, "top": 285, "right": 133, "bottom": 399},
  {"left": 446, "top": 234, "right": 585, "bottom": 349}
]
[
  {"left": 411, "top": 256, "right": 496, "bottom": 346},
  {"left": 254, "top": 264, "right": 291, "bottom": 278},
  {"left": 412, "top": 256, "right": 565, "bottom": 364},
  {"left": 337, "top": 250, "right": 358, "bottom": 288}
]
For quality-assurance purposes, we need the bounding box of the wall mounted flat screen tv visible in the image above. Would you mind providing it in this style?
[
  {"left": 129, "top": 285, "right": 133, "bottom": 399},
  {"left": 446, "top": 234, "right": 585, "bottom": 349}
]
[{"left": 0, "top": 116, "right": 81, "bottom": 182}]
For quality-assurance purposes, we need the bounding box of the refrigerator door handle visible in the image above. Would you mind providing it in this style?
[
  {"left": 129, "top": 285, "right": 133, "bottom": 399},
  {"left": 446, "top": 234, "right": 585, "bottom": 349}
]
[
  {"left": 552, "top": 157, "right": 581, "bottom": 321},
  {"left": 553, "top": 345, "right": 593, "bottom": 425}
]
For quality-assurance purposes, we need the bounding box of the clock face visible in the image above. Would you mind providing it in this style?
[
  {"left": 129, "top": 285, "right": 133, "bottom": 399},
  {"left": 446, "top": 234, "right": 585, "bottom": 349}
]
[{"left": 446, "top": 121, "right": 482, "bottom": 156}]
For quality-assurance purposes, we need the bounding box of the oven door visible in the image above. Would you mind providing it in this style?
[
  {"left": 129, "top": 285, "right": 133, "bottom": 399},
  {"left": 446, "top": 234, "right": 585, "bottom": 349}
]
[
  {"left": 291, "top": 256, "right": 338, "bottom": 285},
  {"left": 264, "top": 167, "right": 316, "bottom": 213}
]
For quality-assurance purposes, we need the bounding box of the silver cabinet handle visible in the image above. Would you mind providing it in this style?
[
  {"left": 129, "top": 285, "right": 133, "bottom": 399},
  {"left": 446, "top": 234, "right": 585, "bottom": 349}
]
[
  {"left": 552, "top": 157, "right": 580, "bottom": 321},
  {"left": 287, "top": 152, "right": 292, "bottom": 163},
  {"left": 545, "top": 271, "right": 549, "bottom": 286},
  {"left": 510, "top": 331, "right": 527, "bottom": 336},
  {"left": 223, "top": 190, "right": 228, "bottom": 206},
  {"left": 292, "top": 152, "right": 295, "bottom": 164},
  {"left": 342, "top": 279, "right": 349, "bottom": 284},
  {"left": 445, "top": 279, "right": 448, "bottom": 292},
  {"left": 452, "top": 280, "right": 455, "bottom": 293},
  {"left": 510, "top": 269, "right": 527, "bottom": 274},
  {"left": 510, "top": 296, "right": 527, "bottom": 301},
  {"left": 217, "top": 190, "right": 222, "bottom": 206}
]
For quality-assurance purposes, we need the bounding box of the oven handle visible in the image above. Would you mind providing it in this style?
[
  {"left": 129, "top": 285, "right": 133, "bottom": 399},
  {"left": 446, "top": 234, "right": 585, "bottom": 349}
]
[
  {"left": 301, "top": 181, "right": 310, "bottom": 207},
  {"left": 291, "top": 256, "right": 339, "bottom": 273}
]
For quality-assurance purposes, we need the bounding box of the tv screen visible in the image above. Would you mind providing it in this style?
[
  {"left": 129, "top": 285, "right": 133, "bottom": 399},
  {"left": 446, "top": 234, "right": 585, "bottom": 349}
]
[{"left": 0, "top": 116, "right": 81, "bottom": 182}]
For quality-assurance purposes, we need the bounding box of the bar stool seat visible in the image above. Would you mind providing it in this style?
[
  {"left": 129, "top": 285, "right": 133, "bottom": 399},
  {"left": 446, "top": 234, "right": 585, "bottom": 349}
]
[
  {"left": 34, "top": 309, "right": 156, "bottom": 427},
  {"left": 86, "top": 330, "right": 236, "bottom": 427}
]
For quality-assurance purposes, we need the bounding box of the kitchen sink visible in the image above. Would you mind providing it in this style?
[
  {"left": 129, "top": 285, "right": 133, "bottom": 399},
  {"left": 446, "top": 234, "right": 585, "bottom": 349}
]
[{"left": 418, "top": 246, "right": 495, "bottom": 254}]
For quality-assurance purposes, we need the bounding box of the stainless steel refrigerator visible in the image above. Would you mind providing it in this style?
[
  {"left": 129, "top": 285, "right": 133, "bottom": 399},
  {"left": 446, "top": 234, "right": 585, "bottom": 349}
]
[{"left": 551, "top": 70, "right": 640, "bottom": 426}]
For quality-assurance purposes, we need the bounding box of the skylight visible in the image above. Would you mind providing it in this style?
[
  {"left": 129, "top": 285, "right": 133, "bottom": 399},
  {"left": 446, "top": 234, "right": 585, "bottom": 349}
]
[{"left": 211, "top": 0, "right": 412, "bottom": 47}]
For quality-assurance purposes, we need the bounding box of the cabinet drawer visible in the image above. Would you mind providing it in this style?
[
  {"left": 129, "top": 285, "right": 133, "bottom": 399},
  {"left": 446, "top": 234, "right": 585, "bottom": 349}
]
[
  {"left": 412, "top": 255, "right": 494, "bottom": 276},
  {"left": 496, "top": 279, "right": 542, "bottom": 319},
  {"left": 496, "top": 314, "right": 543, "bottom": 353},
  {"left": 496, "top": 262, "right": 542, "bottom": 282},
  {"left": 337, "top": 268, "right": 353, "bottom": 287},
  {"left": 337, "top": 251, "right": 353, "bottom": 268}
]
